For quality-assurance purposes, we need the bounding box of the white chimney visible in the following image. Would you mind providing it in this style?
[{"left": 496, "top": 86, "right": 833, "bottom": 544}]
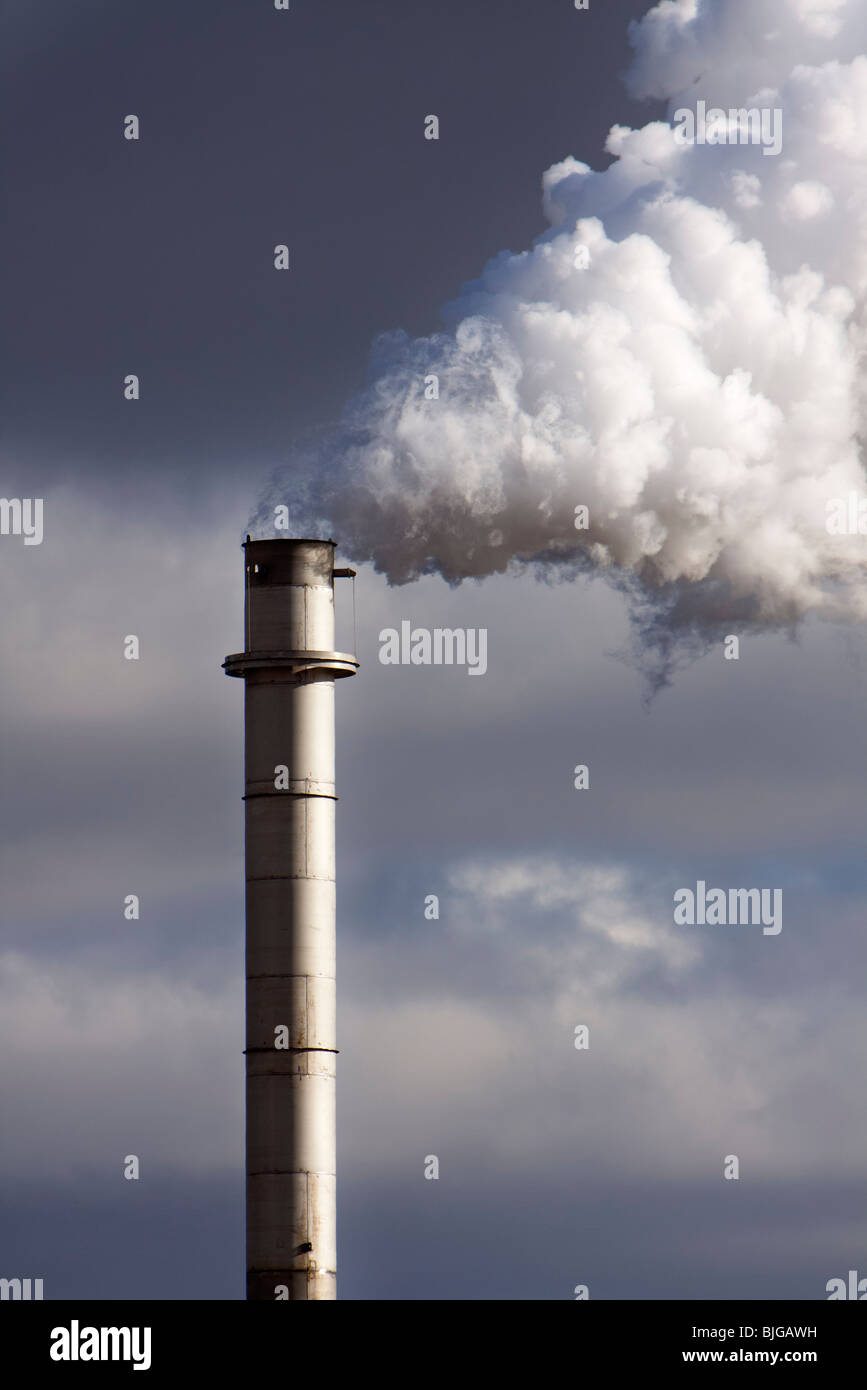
[{"left": 224, "top": 537, "right": 358, "bottom": 1300}]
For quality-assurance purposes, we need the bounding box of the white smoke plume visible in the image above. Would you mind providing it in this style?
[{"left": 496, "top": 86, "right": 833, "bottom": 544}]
[{"left": 254, "top": 0, "right": 867, "bottom": 679}]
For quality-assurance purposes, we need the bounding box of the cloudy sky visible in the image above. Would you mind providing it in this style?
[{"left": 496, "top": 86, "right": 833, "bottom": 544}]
[{"left": 3, "top": 0, "right": 867, "bottom": 1300}]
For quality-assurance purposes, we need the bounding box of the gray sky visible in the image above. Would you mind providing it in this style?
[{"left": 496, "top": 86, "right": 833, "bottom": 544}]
[{"left": 2, "top": 0, "right": 866, "bottom": 1300}]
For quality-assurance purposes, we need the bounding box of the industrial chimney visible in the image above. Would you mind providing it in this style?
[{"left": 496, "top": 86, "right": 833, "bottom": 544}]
[{"left": 223, "top": 537, "right": 358, "bottom": 1300}]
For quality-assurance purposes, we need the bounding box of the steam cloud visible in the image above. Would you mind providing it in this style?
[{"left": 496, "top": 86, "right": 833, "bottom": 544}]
[{"left": 254, "top": 0, "right": 867, "bottom": 674}]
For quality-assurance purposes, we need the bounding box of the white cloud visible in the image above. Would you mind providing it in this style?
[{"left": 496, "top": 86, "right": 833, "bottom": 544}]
[
  {"left": 254, "top": 0, "right": 867, "bottom": 666},
  {"left": 341, "top": 853, "right": 867, "bottom": 1184}
]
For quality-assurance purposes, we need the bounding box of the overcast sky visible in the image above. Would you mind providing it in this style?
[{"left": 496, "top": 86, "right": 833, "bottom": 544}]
[{"left": 2, "top": 0, "right": 866, "bottom": 1300}]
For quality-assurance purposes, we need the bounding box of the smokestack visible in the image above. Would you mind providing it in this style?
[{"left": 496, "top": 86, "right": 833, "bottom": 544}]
[{"left": 223, "top": 537, "right": 358, "bottom": 1300}]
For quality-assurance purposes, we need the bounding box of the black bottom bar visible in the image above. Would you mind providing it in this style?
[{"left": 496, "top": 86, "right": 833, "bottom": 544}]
[{"left": 4, "top": 1299, "right": 863, "bottom": 1375}]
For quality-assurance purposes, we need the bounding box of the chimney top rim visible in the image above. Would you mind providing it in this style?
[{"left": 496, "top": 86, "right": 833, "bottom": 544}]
[{"left": 242, "top": 536, "right": 337, "bottom": 548}]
